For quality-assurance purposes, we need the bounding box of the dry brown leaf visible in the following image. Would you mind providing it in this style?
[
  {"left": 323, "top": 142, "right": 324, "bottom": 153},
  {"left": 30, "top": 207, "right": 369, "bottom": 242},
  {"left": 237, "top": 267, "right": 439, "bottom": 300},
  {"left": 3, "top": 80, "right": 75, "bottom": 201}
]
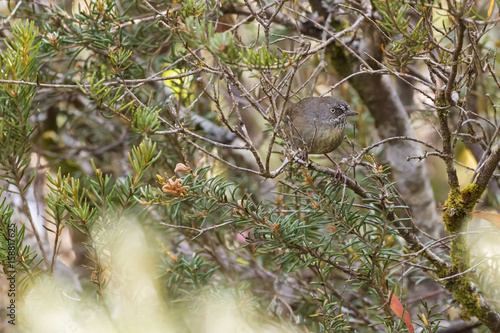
[
  {"left": 470, "top": 210, "right": 500, "bottom": 228},
  {"left": 388, "top": 291, "right": 415, "bottom": 332}
]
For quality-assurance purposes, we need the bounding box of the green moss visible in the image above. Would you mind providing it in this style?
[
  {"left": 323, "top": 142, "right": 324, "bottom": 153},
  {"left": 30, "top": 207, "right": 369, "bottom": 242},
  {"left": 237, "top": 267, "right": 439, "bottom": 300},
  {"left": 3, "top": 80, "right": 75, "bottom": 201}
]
[
  {"left": 440, "top": 183, "right": 489, "bottom": 321},
  {"left": 443, "top": 184, "right": 480, "bottom": 233},
  {"left": 443, "top": 188, "right": 463, "bottom": 233},
  {"left": 452, "top": 280, "right": 486, "bottom": 321},
  {"left": 461, "top": 183, "right": 481, "bottom": 208},
  {"left": 436, "top": 255, "right": 487, "bottom": 322},
  {"left": 436, "top": 265, "right": 452, "bottom": 285},
  {"left": 443, "top": 186, "right": 473, "bottom": 270},
  {"left": 436, "top": 90, "right": 448, "bottom": 108}
]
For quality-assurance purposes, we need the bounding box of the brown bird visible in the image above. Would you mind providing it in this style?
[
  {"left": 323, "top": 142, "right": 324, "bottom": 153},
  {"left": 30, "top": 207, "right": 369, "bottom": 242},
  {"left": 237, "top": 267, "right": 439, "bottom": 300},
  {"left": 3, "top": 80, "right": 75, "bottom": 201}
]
[{"left": 283, "top": 96, "right": 358, "bottom": 167}]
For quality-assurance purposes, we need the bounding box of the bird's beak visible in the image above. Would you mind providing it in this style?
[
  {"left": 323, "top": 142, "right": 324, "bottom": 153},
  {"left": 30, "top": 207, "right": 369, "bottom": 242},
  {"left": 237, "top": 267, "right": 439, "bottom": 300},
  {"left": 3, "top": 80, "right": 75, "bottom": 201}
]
[{"left": 344, "top": 110, "right": 359, "bottom": 117}]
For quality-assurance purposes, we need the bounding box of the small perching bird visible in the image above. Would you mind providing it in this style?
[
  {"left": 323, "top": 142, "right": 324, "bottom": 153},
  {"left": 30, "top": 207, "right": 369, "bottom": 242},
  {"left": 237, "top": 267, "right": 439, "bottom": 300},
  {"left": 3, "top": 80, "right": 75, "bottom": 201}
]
[{"left": 283, "top": 97, "right": 358, "bottom": 164}]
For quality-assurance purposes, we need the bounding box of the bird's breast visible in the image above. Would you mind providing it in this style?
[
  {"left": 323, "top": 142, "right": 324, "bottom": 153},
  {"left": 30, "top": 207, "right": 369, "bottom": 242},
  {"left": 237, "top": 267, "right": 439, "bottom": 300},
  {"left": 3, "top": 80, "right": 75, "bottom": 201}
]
[
  {"left": 307, "top": 124, "right": 345, "bottom": 154},
  {"left": 288, "top": 117, "right": 346, "bottom": 154}
]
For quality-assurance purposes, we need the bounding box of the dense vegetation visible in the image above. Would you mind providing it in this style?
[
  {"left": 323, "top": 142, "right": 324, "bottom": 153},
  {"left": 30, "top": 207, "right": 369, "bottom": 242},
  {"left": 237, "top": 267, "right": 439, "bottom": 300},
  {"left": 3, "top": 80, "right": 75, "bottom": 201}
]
[{"left": 1, "top": 0, "right": 500, "bottom": 331}]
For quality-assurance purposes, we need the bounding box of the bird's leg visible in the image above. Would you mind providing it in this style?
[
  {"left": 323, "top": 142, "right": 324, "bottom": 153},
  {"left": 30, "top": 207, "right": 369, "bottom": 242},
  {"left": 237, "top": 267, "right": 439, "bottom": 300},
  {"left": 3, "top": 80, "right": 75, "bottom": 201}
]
[
  {"left": 298, "top": 149, "right": 310, "bottom": 166},
  {"left": 324, "top": 154, "right": 342, "bottom": 179}
]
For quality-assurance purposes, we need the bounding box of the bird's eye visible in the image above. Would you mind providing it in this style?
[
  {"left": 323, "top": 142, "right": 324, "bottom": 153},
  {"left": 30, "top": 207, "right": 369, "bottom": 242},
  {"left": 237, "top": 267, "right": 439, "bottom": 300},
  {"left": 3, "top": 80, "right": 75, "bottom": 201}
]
[{"left": 329, "top": 108, "right": 335, "bottom": 113}]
